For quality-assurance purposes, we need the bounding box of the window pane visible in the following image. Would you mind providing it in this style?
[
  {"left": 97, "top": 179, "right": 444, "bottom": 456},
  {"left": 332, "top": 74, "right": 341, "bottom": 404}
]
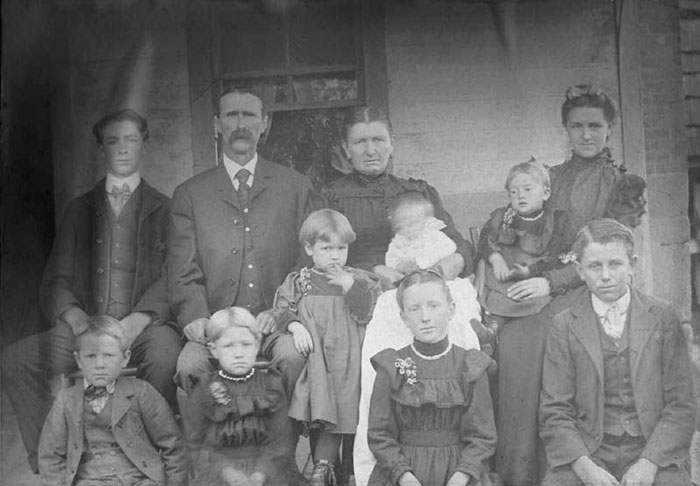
[
  {"left": 259, "top": 108, "right": 349, "bottom": 187},
  {"left": 288, "top": 1, "right": 358, "bottom": 67},
  {"left": 223, "top": 77, "right": 291, "bottom": 105},
  {"left": 292, "top": 72, "right": 358, "bottom": 103},
  {"left": 218, "top": 9, "right": 287, "bottom": 74}
]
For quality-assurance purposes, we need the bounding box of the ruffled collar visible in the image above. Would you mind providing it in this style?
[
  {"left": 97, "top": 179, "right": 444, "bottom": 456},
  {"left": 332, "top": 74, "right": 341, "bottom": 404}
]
[
  {"left": 203, "top": 370, "right": 282, "bottom": 422},
  {"left": 566, "top": 147, "right": 616, "bottom": 169},
  {"left": 502, "top": 206, "right": 548, "bottom": 235},
  {"left": 353, "top": 170, "right": 387, "bottom": 188}
]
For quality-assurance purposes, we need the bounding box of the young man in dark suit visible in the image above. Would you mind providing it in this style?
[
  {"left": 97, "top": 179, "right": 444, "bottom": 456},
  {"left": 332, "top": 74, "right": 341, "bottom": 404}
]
[{"left": 2, "top": 109, "right": 180, "bottom": 473}]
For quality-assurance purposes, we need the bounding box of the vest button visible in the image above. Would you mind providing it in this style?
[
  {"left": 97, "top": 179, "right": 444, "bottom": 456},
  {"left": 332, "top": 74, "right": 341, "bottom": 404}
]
[
  {"left": 247, "top": 264, "right": 254, "bottom": 269},
  {"left": 229, "top": 278, "right": 236, "bottom": 285},
  {"left": 248, "top": 282, "right": 255, "bottom": 288},
  {"left": 233, "top": 219, "right": 240, "bottom": 225},
  {"left": 97, "top": 267, "right": 104, "bottom": 274},
  {"left": 243, "top": 208, "right": 249, "bottom": 213},
  {"left": 97, "top": 297, "right": 104, "bottom": 303},
  {"left": 231, "top": 248, "right": 239, "bottom": 255},
  {"left": 245, "top": 227, "right": 251, "bottom": 232},
  {"left": 96, "top": 238, "right": 103, "bottom": 244}
]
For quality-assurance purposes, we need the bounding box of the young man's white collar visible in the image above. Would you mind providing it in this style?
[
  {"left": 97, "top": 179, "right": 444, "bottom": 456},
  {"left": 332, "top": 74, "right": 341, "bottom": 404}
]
[
  {"left": 591, "top": 285, "right": 631, "bottom": 318},
  {"left": 223, "top": 152, "right": 258, "bottom": 189},
  {"left": 105, "top": 172, "right": 141, "bottom": 194}
]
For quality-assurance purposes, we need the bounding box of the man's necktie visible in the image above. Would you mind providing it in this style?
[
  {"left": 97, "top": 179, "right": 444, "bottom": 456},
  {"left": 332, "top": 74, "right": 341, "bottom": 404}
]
[
  {"left": 110, "top": 183, "right": 131, "bottom": 216},
  {"left": 235, "top": 169, "right": 251, "bottom": 205},
  {"left": 601, "top": 303, "right": 624, "bottom": 340}
]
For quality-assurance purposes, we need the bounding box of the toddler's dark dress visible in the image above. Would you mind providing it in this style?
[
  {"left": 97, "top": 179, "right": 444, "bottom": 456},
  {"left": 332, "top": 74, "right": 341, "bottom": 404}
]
[{"left": 189, "top": 367, "right": 299, "bottom": 486}]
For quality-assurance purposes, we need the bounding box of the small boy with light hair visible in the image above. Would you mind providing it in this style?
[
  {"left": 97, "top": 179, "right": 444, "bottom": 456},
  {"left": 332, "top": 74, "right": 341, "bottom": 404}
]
[{"left": 38, "top": 315, "right": 188, "bottom": 486}]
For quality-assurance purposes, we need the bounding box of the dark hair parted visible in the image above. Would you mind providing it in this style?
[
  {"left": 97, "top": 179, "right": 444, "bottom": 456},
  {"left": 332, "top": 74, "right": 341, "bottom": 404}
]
[
  {"left": 561, "top": 85, "right": 618, "bottom": 126},
  {"left": 344, "top": 106, "right": 392, "bottom": 139},
  {"left": 75, "top": 315, "right": 128, "bottom": 352},
  {"left": 299, "top": 209, "right": 356, "bottom": 246},
  {"left": 396, "top": 269, "right": 453, "bottom": 312},
  {"left": 215, "top": 87, "right": 267, "bottom": 116},
  {"left": 572, "top": 218, "right": 635, "bottom": 262},
  {"left": 92, "top": 109, "right": 149, "bottom": 145}
]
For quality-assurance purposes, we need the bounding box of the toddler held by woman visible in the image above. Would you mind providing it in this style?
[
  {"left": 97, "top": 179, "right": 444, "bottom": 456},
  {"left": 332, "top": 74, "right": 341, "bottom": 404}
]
[{"left": 477, "top": 160, "right": 576, "bottom": 342}]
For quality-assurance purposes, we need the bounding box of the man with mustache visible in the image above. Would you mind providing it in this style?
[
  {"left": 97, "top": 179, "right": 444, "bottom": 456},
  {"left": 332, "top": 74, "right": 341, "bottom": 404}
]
[{"left": 169, "top": 89, "right": 319, "bottom": 413}]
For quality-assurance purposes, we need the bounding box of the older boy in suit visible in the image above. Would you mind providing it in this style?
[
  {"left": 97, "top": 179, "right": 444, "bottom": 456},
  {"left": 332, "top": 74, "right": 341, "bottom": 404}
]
[
  {"left": 540, "top": 218, "right": 696, "bottom": 486},
  {"left": 2, "top": 110, "right": 180, "bottom": 473}
]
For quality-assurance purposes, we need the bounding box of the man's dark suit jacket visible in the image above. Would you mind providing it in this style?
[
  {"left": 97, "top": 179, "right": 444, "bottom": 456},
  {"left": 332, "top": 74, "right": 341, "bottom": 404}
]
[
  {"left": 40, "top": 179, "right": 171, "bottom": 324},
  {"left": 168, "top": 158, "right": 318, "bottom": 329},
  {"left": 540, "top": 287, "right": 696, "bottom": 470}
]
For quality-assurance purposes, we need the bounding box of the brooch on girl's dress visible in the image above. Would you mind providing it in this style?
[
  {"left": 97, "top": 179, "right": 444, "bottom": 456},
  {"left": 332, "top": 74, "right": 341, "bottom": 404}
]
[
  {"left": 395, "top": 357, "right": 417, "bottom": 385},
  {"left": 299, "top": 267, "right": 314, "bottom": 295},
  {"left": 209, "top": 381, "right": 232, "bottom": 406},
  {"left": 502, "top": 206, "right": 517, "bottom": 232},
  {"left": 558, "top": 251, "right": 577, "bottom": 264}
]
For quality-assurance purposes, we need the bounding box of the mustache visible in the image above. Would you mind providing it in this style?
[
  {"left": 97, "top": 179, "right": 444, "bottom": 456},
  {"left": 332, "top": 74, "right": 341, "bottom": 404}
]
[{"left": 228, "top": 128, "right": 253, "bottom": 143}]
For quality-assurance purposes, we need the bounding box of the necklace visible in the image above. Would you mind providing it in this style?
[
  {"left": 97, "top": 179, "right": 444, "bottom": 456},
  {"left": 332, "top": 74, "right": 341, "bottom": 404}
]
[
  {"left": 218, "top": 368, "right": 255, "bottom": 382},
  {"left": 518, "top": 211, "right": 544, "bottom": 222},
  {"left": 410, "top": 342, "right": 452, "bottom": 361}
]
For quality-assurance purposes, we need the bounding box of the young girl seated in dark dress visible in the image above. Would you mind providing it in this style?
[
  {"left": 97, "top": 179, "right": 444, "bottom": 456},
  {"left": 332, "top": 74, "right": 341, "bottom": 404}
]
[
  {"left": 188, "top": 307, "right": 299, "bottom": 486},
  {"left": 367, "top": 270, "right": 497, "bottom": 486}
]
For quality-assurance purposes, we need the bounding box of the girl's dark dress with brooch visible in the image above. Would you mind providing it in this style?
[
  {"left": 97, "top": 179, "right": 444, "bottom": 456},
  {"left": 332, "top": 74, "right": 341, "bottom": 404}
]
[
  {"left": 189, "top": 367, "right": 299, "bottom": 486},
  {"left": 275, "top": 266, "right": 380, "bottom": 433},
  {"left": 367, "top": 339, "right": 496, "bottom": 486}
]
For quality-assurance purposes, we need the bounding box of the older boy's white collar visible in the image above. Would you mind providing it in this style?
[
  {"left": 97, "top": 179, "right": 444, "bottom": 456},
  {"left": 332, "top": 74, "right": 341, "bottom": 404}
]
[{"left": 591, "top": 285, "right": 630, "bottom": 317}]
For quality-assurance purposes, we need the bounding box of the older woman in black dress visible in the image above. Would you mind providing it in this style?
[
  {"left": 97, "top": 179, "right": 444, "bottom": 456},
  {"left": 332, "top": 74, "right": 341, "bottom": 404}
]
[
  {"left": 323, "top": 107, "right": 474, "bottom": 285},
  {"left": 323, "top": 107, "right": 477, "bottom": 486},
  {"left": 496, "top": 86, "right": 624, "bottom": 486}
]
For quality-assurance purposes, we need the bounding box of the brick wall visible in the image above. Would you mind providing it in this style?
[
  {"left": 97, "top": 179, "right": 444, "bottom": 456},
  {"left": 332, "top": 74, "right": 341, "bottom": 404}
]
[
  {"left": 50, "top": 0, "right": 193, "bottom": 217},
  {"left": 637, "top": 0, "right": 690, "bottom": 316}
]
